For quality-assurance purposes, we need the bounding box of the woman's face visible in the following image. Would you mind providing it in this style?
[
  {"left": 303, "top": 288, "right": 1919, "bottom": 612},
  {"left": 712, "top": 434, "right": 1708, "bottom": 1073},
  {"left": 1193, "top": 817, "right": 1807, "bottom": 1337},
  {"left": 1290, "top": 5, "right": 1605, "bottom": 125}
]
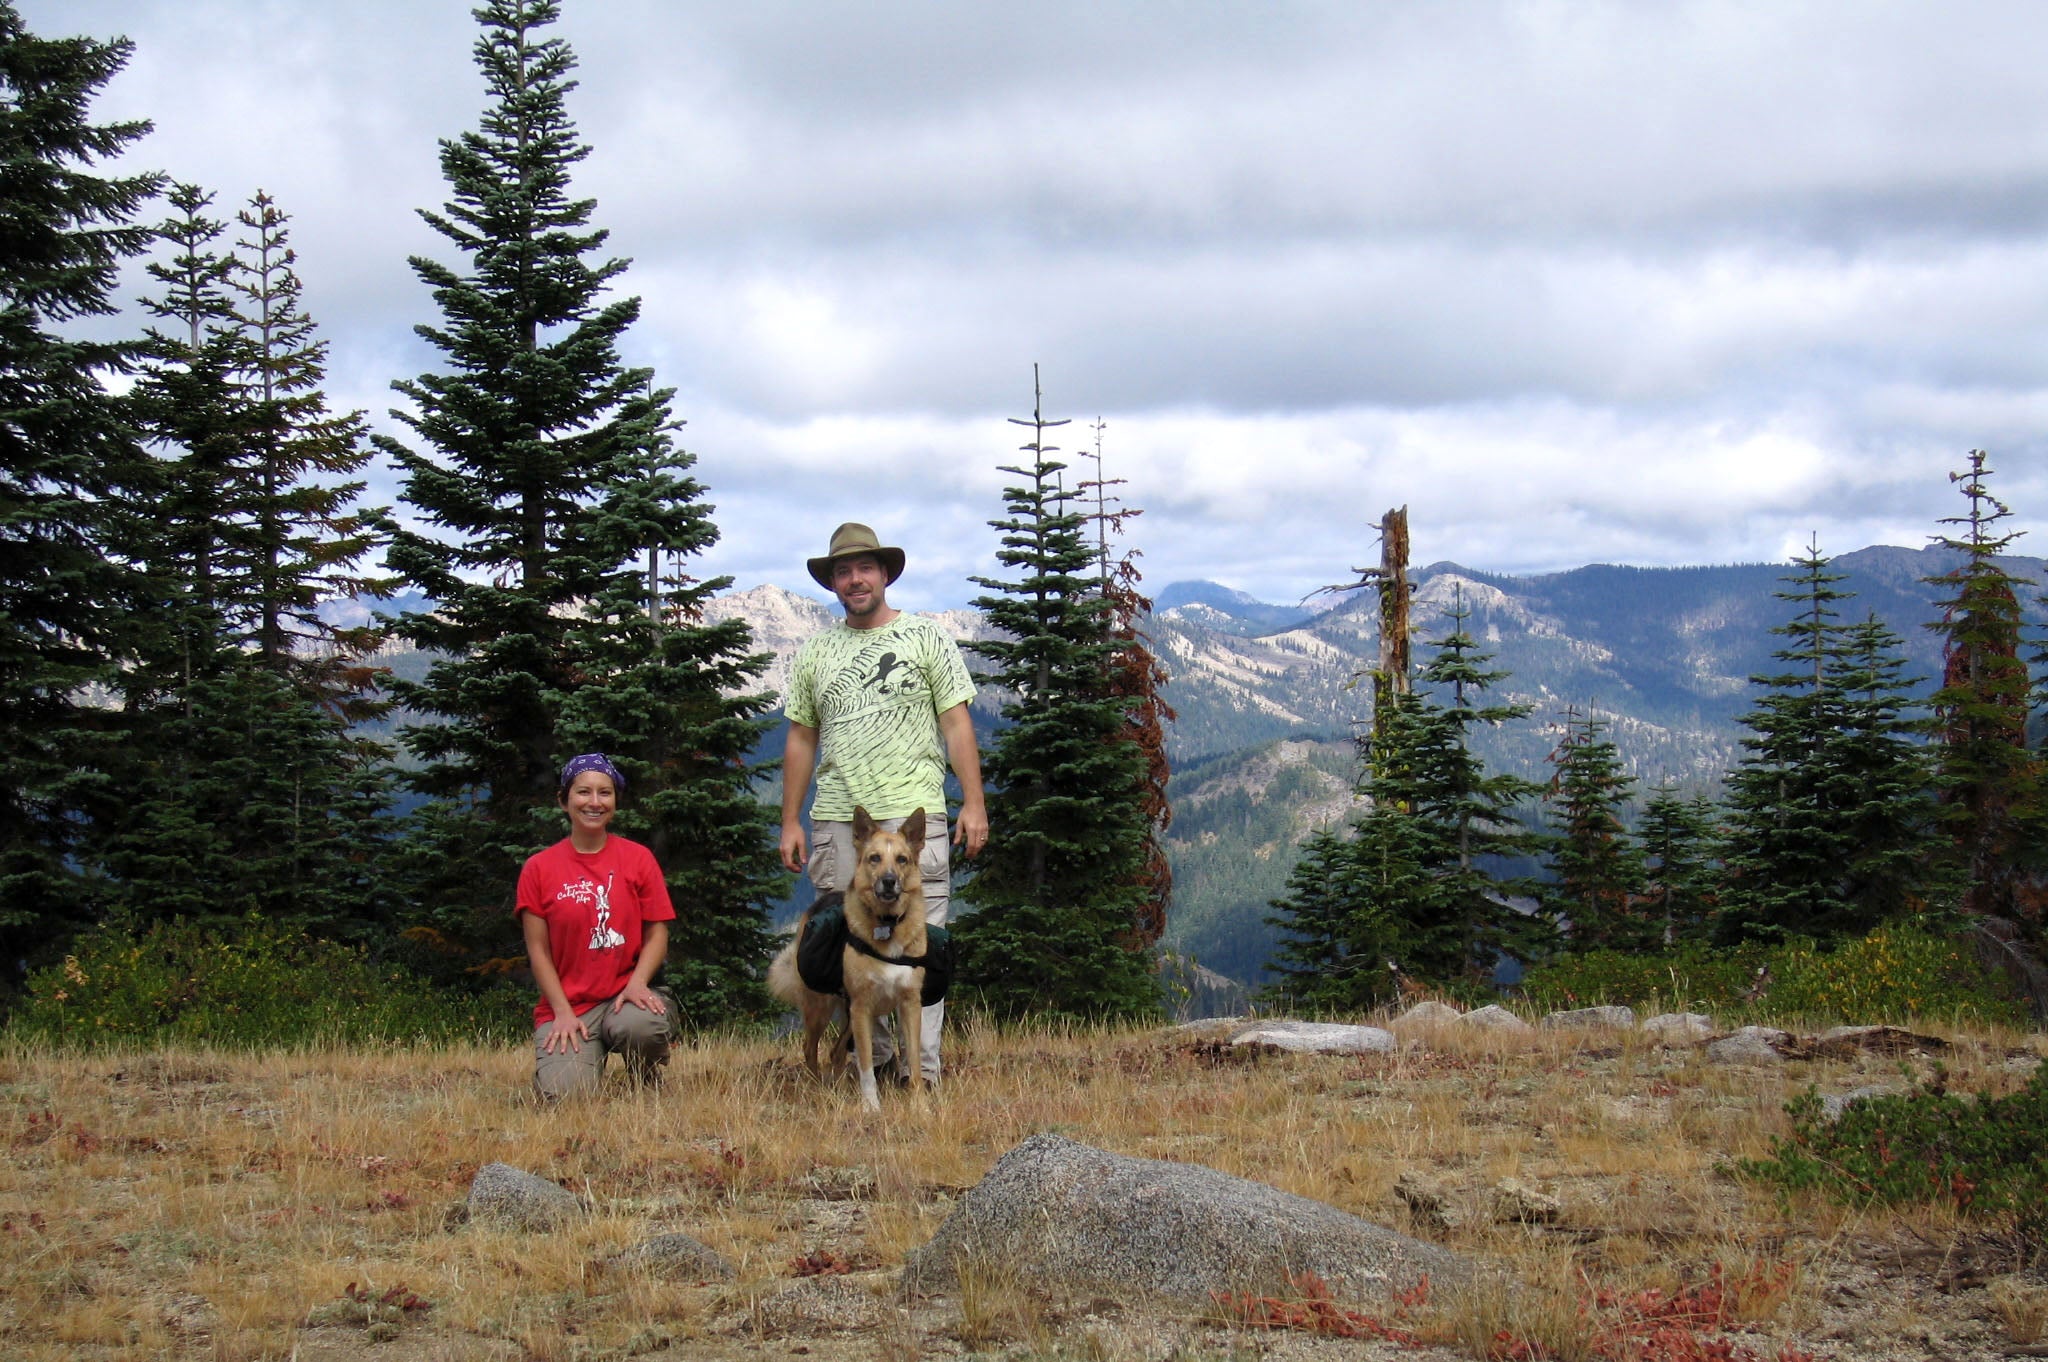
[{"left": 560, "top": 772, "right": 617, "bottom": 835}]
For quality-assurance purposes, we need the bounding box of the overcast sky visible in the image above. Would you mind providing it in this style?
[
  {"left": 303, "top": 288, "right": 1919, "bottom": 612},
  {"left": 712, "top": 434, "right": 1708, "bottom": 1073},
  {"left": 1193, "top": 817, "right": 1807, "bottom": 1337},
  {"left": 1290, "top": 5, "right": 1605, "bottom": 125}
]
[{"left": 33, "top": 0, "right": 2048, "bottom": 611}]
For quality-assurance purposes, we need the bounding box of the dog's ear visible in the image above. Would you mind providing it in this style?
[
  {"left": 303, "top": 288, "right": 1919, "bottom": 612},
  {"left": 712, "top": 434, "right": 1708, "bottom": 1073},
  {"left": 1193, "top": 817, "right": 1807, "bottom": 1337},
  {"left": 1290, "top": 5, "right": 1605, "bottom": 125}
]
[
  {"left": 899, "top": 807, "right": 925, "bottom": 849},
  {"left": 852, "top": 806, "right": 874, "bottom": 846}
]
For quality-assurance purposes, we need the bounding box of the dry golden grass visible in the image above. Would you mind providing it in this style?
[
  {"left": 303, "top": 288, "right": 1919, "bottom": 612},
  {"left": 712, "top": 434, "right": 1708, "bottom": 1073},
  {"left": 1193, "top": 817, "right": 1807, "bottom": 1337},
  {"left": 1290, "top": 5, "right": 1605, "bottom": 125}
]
[{"left": 0, "top": 1012, "right": 2040, "bottom": 1360}]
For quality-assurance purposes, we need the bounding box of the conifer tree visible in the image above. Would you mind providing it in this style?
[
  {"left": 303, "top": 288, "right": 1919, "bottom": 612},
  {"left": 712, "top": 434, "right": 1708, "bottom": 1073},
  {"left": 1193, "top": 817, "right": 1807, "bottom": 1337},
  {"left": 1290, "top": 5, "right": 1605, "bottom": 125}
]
[
  {"left": 1543, "top": 708, "right": 1649, "bottom": 949},
  {"left": 219, "top": 191, "right": 381, "bottom": 685},
  {"left": 107, "top": 186, "right": 394, "bottom": 941},
  {"left": 1717, "top": 543, "right": 1856, "bottom": 942},
  {"left": 1828, "top": 614, "right": 1943, "bottom": 925},
  {"left": 0, "top": 4, "right": 163, "bottom": 971},
  {"left": 1720, "top": 542, "right": 1939, "bottom": 943},
  {"left": 1391, "top": 599, "right": 1547, "bottom": 976},
  {"left": 1263, "top": 594, "right": 1544, "bottom": 996},
  {"left": 131, "top": 182, "right": 238, "bottom": 682},
  {"left": 1079, "top": 422, "right": 1174, "bottom": 949},
  {"left": 1262, "top": 822, "right": 1404, "bottom": 1013},
  {"left": 1924, "top": 451, "right": 2040, "bottom": 929},
  {"left": 954, "top": 373, "right": 1159, "bottom": 1021},
  {"left": 1637, "top": 783, "right": 1720, "bottom": 944},
  {"left": 378, "top": 0, "right": 779, "bottom": 1010}
]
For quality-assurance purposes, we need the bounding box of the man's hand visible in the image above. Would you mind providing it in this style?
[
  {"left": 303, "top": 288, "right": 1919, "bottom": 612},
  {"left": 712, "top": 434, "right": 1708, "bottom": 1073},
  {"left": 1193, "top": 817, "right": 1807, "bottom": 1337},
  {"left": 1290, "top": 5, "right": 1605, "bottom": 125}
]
[
  {"left": 953, "top": 805, "right": 988, "bottom": 858},
  {"left": 779, "top": 820, "right": 809, "bottom": 875}
]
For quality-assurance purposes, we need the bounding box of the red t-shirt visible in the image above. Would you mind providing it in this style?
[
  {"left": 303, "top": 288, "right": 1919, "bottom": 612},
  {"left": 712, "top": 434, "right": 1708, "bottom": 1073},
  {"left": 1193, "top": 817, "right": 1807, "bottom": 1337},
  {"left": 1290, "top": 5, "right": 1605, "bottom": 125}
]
[{"left": 515, "top": 835, "right": 676, "bottom": 1025}]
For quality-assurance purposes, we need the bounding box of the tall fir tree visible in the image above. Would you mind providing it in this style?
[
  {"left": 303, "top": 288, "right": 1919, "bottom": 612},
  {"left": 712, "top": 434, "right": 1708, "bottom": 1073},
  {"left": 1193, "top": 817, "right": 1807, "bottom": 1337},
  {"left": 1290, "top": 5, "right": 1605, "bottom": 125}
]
[
  {"left": 0, "top": 4, "right": 163, "bottom": 974},
  {"left": 1924, "top": 451, "right": 2040, "bottom": 932},
  {"left": 1717, "top": 542, "right": 1857, "bottom": 943},
  {"left": 378, "top": 0, "right": 779, "bottom": 1013},
  {"left": 1720, "top": 542, "right": 1939, "bottom": 943},
  {"left": 130, "top": 182, "right": 239, "bottom": 687},
  {"left": 1389, "top": 598, "right": 1547, "bottom": 977},
  {"left": 106, "top": 185, "right": 395, "bottom": 941},
  {"left": 219, "top": 190, "right": 382, "bottom": 686},
  {"left": 1827, "top": 613, "right": 1943, "bottom": 926},
  {"left": 954, "top": 372, "right": 1159, "bottom": 1021},
  {"left": 1542, "top": 707, "right": 1650, "bottom": 950},
  {"left": 1637, "top": 783, "right": 1720, "bottom": 945}
]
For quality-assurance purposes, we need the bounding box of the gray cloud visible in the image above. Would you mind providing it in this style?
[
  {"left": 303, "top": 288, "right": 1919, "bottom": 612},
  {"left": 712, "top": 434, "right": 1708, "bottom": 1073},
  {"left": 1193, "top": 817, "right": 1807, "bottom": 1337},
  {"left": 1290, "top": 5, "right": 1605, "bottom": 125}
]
[{"left": 29, "top": 0, "right": 2048, "bottom": 606}]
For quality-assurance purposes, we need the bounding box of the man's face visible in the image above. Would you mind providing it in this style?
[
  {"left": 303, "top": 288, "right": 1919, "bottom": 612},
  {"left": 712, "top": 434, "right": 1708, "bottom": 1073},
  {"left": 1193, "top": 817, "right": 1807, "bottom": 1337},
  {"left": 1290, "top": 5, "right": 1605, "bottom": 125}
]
[{"left": 831, "top": 553, "right": 889, "bottom": 621}]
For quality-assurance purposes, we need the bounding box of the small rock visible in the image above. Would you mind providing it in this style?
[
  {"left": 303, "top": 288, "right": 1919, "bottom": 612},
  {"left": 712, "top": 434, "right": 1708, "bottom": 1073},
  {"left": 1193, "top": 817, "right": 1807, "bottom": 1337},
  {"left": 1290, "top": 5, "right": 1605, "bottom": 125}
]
[
  {"left": 1395, "top": 1000, "right": 1463, "bottom": 1025},
  {"left": 1231, "top": 1021, "right": 1396, "bottom": 1055},
  {"left": 1490, "top": 1177, "right": 1561, "bottom": 1224},
  {"left": 1459, "top": 1004, "right": 1533, "bottom": 1032},
  {"left": 1706, "top": 1027, "right": 1787, "bottom": 1067},
  {"left": 1540, "top": 1005, "right": 1637, "bottom": 1030},
  {"left": 605, "top": 1232, "right": 734, "bottom": 1280},
  {"left": 1641, "top": 1012, "right": 1714, "bottom": 1042},
  {"left": 1168, "top": 1016, "right": 1249, "bottom": 1042},
  {"left": 802, "top": 1165, "right": 879, "bottom": 1201},
  {"left": 1394, "top": 1169, "right": 1467, "bottom": 1230},
  {"left": 1819, "top": 1085, "right": 1900, "bottom": 1121},
  {"left": 466, "top": 1162, "right": 582, "bottom": 1231},
  {"left": 1813, "top": 1024, "right": 1948, "bottom": 1056}
]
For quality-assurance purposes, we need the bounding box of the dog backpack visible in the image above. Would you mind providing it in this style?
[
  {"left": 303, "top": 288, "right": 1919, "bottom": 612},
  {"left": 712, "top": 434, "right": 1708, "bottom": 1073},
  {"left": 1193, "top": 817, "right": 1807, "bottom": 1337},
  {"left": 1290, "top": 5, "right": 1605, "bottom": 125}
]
[
  {"left": 795, "top": 894, "right": 849, "bottom": 996},
  {"left": 794, "top": 891, "right": 953, "bottom": 1004}
]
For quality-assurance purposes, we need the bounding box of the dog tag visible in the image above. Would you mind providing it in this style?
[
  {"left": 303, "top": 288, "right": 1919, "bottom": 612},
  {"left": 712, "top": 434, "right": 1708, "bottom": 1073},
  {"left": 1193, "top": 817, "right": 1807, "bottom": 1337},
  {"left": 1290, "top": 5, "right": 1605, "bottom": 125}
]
[{"left": 872, "top": 922, "right": 893, "bottom": 942}]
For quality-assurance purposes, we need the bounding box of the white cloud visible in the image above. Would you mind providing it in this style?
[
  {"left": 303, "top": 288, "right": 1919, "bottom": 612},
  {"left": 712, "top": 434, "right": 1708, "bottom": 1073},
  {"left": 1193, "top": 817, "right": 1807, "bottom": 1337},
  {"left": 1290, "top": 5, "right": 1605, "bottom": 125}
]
[{"left": 26, "top": 0, "right": 2048, "bottom": 609}]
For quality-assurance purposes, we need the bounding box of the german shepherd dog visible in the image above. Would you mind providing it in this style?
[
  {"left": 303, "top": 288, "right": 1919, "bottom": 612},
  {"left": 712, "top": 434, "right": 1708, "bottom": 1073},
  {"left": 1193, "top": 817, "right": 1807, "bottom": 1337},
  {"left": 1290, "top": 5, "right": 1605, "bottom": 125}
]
[{"left": 768, "top": 807, "right": 928, "bottom": 1111}]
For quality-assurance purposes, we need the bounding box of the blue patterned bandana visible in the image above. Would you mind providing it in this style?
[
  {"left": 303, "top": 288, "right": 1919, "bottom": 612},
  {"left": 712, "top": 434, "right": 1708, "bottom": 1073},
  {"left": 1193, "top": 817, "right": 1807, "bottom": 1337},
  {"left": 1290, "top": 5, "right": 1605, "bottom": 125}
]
[{"left": 558, "top": 752, "right": 626, "bottom": 794}]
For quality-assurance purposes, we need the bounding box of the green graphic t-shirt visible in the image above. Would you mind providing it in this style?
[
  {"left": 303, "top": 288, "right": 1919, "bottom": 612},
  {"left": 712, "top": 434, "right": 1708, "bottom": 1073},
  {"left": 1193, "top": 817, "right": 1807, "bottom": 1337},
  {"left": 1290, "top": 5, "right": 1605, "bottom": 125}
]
[{"left": 786, "top": 614, "right": 976, "bottom": 822}]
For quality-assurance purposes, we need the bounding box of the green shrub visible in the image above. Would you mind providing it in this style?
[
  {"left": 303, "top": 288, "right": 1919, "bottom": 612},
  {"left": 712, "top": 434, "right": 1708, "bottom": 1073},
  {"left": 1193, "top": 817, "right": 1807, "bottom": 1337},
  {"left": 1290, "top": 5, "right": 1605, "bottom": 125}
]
[
  {"left": 1739, "top": 1062, "right": 2048, "bottom": 1252},
  {"left": 1765, "top": 924, "right": 2026, "bottom": 1027},
  {"left": 9, "top": 917, "right": 526, "bottom": 1048},
  {"left": 1517, "top": 924, "right": 2024, "bottom": 1026},
  {"left": 1517, "top": 941, "right": 1769, "bottom": 1014}
]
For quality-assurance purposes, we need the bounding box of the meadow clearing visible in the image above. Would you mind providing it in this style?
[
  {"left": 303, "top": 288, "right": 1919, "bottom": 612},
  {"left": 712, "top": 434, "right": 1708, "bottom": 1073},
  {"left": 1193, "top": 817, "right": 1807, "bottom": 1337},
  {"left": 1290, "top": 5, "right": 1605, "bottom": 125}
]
[{"left": 1, "top": 1013, "right": 2043, "bottom": 1362}]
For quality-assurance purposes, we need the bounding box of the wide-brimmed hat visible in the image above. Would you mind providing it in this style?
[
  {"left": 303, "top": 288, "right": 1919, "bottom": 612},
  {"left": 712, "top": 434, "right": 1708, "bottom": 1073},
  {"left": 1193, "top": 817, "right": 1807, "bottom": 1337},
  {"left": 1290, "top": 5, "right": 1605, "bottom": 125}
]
[{"left": 806, "top": 522, "right": 905, "bottom": 589}]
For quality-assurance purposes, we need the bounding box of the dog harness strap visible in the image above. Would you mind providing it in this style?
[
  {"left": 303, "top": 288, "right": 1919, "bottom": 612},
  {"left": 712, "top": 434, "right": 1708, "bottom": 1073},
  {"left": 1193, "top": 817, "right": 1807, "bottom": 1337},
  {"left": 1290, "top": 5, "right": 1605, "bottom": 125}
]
[{"left": 844, "top": 933, "right": 928, "bottom": 968}]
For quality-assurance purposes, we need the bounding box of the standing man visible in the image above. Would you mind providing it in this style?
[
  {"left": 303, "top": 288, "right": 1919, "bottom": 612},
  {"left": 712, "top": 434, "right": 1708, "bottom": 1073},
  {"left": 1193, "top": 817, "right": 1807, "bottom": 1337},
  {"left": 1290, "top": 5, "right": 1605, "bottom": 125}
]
[{"left": 780, "top": 522, "right": 987, "bottom": 1085}]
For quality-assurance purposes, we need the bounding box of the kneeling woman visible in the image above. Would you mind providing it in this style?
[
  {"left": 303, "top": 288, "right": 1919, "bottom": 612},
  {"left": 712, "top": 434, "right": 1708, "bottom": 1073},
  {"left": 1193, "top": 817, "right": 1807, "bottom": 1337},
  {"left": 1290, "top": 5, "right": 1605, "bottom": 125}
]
[{"left": 517, "top": 753, "right": 674, "bottom": 1098}]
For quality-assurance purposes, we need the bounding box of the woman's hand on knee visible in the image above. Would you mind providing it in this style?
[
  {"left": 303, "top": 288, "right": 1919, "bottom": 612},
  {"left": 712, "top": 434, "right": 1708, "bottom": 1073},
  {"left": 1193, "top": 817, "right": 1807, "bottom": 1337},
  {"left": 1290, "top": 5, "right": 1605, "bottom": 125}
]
[
  {"left": 613, "top": 981, "right": 667, "bottom": 1015},
  {"left": 541, "top": 1015, "right": 590, "bottom": 1053}
]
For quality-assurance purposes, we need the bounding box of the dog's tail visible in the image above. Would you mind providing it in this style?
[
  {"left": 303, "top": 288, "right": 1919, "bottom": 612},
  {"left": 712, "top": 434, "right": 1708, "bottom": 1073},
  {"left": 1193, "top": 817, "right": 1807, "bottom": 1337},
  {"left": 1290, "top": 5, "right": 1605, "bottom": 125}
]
[{"left": 767, "top": 929, "right": 803, "bottom": 1006}]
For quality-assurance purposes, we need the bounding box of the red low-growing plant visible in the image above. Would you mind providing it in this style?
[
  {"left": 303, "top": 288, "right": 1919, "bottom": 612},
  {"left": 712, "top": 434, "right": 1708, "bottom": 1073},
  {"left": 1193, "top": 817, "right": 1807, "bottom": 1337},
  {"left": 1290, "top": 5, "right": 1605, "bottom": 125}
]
[
  {"left": 1212, "top": 1270, "right": 1427, "bottom": 1343},
  {"left": 787, "top": 1248, "right": 855, "bottom": 1277},
  {"left": 1218, "top": 1264, "right": 1813, "bottom": 1362}
]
